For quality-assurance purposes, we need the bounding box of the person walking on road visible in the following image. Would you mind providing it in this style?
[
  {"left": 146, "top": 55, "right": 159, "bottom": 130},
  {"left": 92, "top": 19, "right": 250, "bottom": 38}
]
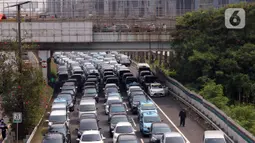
[{"left": 179, "top": 109, "right": 186, "bottom": 127}]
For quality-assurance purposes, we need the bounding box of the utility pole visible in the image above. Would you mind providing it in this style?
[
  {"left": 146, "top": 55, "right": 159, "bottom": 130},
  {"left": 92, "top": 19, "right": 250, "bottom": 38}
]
[{"left": 6, "top": 1, "right": 31, "bottom": 73}]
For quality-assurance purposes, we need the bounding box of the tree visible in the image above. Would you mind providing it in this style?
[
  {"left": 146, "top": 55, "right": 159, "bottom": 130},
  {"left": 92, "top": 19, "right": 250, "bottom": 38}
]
[{"left": 0, "top": 51, "right": 45, "bottom": 139}]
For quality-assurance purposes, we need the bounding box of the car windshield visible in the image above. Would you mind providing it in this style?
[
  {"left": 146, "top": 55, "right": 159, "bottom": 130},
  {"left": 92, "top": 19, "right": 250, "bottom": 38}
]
[
  {"left": 81, "top": 134, "right": 101, "bottom": 141},
  {"left": 133, "top": 96, "right": 146, "bottom": 102},
  {"left": 108, "top": 93, "right": 121, "bottom": 97},
  {"left": 144, "top": 116, "right": 161, "bottom": 123},
  {"left": 152, "top": 127, "right": 171, "bottom": 134},
  {"left": 116, "top": 126, "right": 133, "bottom": 133},
  {"left": 49, "top": 126, "right": 66, "bottom": 135},
  {"left": 59, "top": 74, "right": 68, "bottom": 81},
  {"left": 85, "top": 88, "right": 97, "bottom": 94},
  {"left": 80, "top": 120, "right": 97, "bottom": 130},
  {"left": 151, "top": 84, "right": 163, "bottom": 88},
  {"left": 110, "top": 106, "right": 125, "bottom": 113},
  {"left": 205, "top": 138, "right": 226, "bottom": 143},
  {"left": 165, "top": 137, "right": 185, "bottom": 143},
  {"left": 106, "top": 88, "right": 118, "bottom": 93},
  {"left": 141, "top": 104, "right": 156, "bottom": 110},
  {"left": 111, "top": 116, "right": 128, "bottom": 124},
  {"left": 80, "top": 105, "right": 96, "bottom": 111},
  {"left": 49, "top": 115, "right": 66, "bottom": 123}
]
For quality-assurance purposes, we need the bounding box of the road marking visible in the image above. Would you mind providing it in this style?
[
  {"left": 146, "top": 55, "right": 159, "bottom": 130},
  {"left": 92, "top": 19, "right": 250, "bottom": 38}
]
[
  {"left": 131, "top": 117, "right": 136, "bottom": 127},
  {"left": 140, "top": 138, "right": 144, "bottom": 143},
  {"left": 147, "top": 96, "right": 190, "bottom": 143}
]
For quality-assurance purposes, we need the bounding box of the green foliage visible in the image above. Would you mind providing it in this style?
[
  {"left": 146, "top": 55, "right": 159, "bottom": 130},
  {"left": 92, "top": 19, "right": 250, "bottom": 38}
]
[
  {"left": 0, "top": 51, "right": 51, "bottom": 139},
  {"left": 170, "top": 2, "right": 255, "bottom": 135}
]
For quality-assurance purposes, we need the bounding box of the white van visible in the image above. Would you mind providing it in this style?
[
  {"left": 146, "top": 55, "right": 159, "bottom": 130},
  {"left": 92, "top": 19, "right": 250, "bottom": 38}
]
[
  {"left": 78, "top": 99, "right": 97, "bottom": 118},
  {"left": 203, "top": 130, "right": 226, "bottom": 143}
]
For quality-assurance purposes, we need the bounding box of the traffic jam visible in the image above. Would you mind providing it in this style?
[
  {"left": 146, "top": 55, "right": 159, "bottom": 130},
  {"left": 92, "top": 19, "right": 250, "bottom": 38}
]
[{"left": 42, "top": 51, "right": 186, "bottom": 143}]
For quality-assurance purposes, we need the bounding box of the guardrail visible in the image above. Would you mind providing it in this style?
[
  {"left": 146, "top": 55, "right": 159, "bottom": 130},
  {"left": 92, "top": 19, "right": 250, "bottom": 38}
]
[{"left": 131, "top": 61, "right": 255, "bottom": 143}]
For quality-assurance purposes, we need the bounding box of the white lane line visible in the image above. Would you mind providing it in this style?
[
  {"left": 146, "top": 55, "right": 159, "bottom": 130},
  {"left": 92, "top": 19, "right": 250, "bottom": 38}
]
[
  {"left": 131, "top": 117, "right": 136, "bottom": 127},
  {"left": 140, "top": 138, "right": 144, "bottom": 143},
  {"left": 147, "top": 96, "right": 190, "bottom": 143}
]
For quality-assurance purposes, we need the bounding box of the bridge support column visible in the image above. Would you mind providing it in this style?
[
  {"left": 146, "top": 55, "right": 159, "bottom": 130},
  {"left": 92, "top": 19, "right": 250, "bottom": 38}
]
[
  {"left": 155, "top": 51, "right": 158, "bottom": 62},
  {"left": 38, "top": 50, "right": 51, "bottom": 83},
  {"left": 164, "top": 51, "right": 168, "bottom": 68},
  {"left": 159, "top": 51, "right": 162, "bottom": 66},
  {"left": 145, "top": 52, "right": 148, "bottom": 61}
]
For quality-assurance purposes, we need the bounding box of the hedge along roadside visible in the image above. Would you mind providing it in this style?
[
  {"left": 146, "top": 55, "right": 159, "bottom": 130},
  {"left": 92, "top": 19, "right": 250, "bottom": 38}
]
[
  {"left": 131, "top": 60, "right": 255, "bottom": 143},
  {"left": 26, "top": 85, "right": 53, "bottom": 143}
]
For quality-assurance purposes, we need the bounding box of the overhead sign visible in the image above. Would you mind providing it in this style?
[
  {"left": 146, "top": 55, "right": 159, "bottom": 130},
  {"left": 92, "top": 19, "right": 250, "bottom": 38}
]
[{"left": 13, "top": 112, "right": 22, "bottom": 123}]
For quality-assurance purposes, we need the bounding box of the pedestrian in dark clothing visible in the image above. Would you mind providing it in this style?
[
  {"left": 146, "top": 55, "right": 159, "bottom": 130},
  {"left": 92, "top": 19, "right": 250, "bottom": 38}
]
[
  {"left": 0, "top": 122, "right": 7, "bottom": 140},
  {"left": 179, "top": 109, "right": 186, "bottom": 127}
]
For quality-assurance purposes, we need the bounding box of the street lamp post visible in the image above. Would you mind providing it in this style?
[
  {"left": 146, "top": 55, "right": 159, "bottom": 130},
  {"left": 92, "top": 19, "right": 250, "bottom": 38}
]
[{"left": 6, "top": 1, "right": 31, "bottom": 73}]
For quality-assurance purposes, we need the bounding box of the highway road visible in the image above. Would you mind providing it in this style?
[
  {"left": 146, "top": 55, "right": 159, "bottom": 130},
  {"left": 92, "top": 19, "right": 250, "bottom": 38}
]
[{"left": 65, "top": 65, "right": 205, "bottom": 143}]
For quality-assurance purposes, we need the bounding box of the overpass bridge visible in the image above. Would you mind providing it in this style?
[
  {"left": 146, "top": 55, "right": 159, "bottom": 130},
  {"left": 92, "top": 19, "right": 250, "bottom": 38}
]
[{"left": 0, "top": 21, "right": 172, "bottom": 51}]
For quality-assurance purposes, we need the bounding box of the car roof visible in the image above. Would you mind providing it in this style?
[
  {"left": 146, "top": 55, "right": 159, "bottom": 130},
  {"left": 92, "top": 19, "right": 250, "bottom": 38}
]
[
  {"left": 80, "top": 100, "right": 96, "bottom": 105},
  {"left": 50, "top": 124, "right": 66, "bottom": 128},
  {"left": 50, "top": 110, "right": 67, "bottom": 116},
  {"left": 82, "top": 130, "right": 100, "bottom": 135},
  {"left": 80, "top": 118, "right": 97, "bottom": 123},
  {"left": 118, "top": 134, "right": 137, "bottom": 140},
  {"left": 140, "top": 101, "right": 154, "bottom": 105},
  {"left": 52, "top": 104, "right": 67, "bottom": 108},
  {"left": 129, "top": 86, "right": 141, "bottom": 89},
  {"left": 151, "top": 83, "right": 161, "bottom": 86},
  {"left": 204, "top": 130, "right": 225, "bottom": 138},
  {"left": 112, "top": 114, "right": 128, "bottom": 118},
  {"left": 164, "top": 132, "right": 182, "bottom": 137},
  {"left": 116, "top": 122, "right": 132, "bottom": 126},
  {"left": 43, "top": 132, "right": 63, "bottom": 140},
  {"left": 53, "top": 98, "right": 67, "bottom": 102},
  {"left": 152, "top": 122, "right": 169, "bottom": 128},
  {"left": 108, "top": 96, "right": 121, "bottom": 100}
]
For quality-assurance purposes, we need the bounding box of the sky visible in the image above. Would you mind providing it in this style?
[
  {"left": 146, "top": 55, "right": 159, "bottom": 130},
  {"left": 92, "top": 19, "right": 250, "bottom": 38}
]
[{"left": 0, "top": 0, "right": 45, "bottom": 13}]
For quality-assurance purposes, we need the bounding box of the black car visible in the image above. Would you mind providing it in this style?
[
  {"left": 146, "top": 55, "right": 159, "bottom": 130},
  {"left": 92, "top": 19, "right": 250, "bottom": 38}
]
[
  {"left": 48, "top": 124, "right": 71, "bottom": 143},
  {"left": 83, "top": 87, "right": 99, "bottom": 102},
  {"left": 42, "top": 132, "right": 66, "bottom": 143},
  {"left": 57, "top": 94, "right": 75, "bottom": 111},
  {"left": 108, "top": 103, "right": 128, "bottom": 121},
  {"left": 105, "top": 77, "right": 119, "bottom": 86},
  {"left": 116, "top": 134, "right": 140, "bottom": 143},
  {"left": 130, "top": 95, "right": 148, "bottom": 114},
  {"left": 109, "top": 114, "right": 129, "bottom": 136},
  {"left": 150, "top": 123, "right": 171, "bottom": 143},
  {"left": 57, "top": 72, "right": 69, "bottom": 86},
  {"left": 76, "top": 118, "right": 100, "bottom": 138}
]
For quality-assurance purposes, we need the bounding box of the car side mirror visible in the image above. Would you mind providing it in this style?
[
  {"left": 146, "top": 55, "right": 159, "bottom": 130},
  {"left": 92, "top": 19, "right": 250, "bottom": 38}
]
[
  {"left": 76, "top": 138, "right": 80, "bottom": 141},
  {"left": 111, "top": 130, "right": 114, "bottom": 133},
  {"left": 45, "top": 120, "right": 49, "bottom": 122}
]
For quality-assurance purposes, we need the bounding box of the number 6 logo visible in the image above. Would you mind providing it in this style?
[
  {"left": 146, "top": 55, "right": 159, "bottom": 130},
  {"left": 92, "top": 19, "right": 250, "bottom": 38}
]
[{"left": 225, "top": 8, "right": 245, "bottom": 29}]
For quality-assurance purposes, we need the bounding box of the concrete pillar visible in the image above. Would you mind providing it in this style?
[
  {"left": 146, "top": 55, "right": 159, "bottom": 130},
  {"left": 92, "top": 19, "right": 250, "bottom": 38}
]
[
  {"left": 159, "top": 51, "right": 162, "bottom": 66},
  {"left": 38, "top": 50, "right": 51, "bottom": 82},
  {"left": 149, "top": 51, "right": 153, "bottom": 64},
  {"left": 155, "top": 51, "right": 158, "bottom": 62},
  {"left": 145, "top": 51, "right": 148, "bottom": 61},
  {"left": 164, "top": 51, "right": 168, "bottom": 67}
]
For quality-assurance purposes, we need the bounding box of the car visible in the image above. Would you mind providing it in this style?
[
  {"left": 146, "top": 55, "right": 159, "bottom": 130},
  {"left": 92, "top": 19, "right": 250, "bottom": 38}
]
[
  {"left": 50, "top": 103, "right": 69, "bottom": 112},
  {"left": 78, "top": 99, "right": 97, "bottom": 118},
  {"left": 203, "top": 130, "right": 227, "bottom": 143},
  {"left": 57, "top": 94, "right": 75, "bottom": 111},
  {"left": 76, "top": 118, "right": 100, "bottom": 138},
  {"left": 83, "top": 87, "right": 99, "bottom": 103},
  {"left": 52, "top": 98, "right": 68, "bottom": 106},
  {"left": 107, "top": 92, "right": 122, "bottom": 99},
  {"left": 138, "top": 101, "right": 157, "bottom": 119},
  {"left": 109, "top": 114, "right": 129, "bottom": 136},
  {"left": 60, "top": 90, "right": 75, "bottom": 98},
  {"left": 128, "top": 91, "right": 145, "bottom": 103},
  {"left": 104, "top": 96, "right": 123, "bottom": 115},
  {"left": 112, "top": 122, "right": 136, "bottom": 143},
  {"left": 148, "top": 83, "right": 166, "bottom": 97},
  {"left": 116, "top": 134, "right": 140, "bottom": 143},
  {"left": 150, "top": 123, "right": 171, "bottom": 143},
  {"left": 42, "top": 132, "right": 67, "bottom": 143},
  {"left": 46, "top": 110, "right": 70, "bottom": 127},
  {"left": 76, "top": 130, "right": 105, "bottom": 143},
  {"left": 139, "top": 111, "right": 162, "bottom": 136},
  {"left": 160, "top": 132, "right": 185, "bottom": 143},
  {"left": 108, "top": 103, "right": 128, "bottom": 121},
  {"left": 60, "top": 85, "right": 77, "bottom": 94},
  {"left": 127, "top": 86, "right": 143, "bottom": 95},
  {"left": 104, "top": 87, "right": 119, "bottom": 101},
  {"left": 130, "top": 95, "right": 148, "bottom": 114},
  {"left": 48, "top": 124, "right": 71, "bottom": 143},
  {"left": 104, "top": 83, "right": 119, "bottom": 90}
]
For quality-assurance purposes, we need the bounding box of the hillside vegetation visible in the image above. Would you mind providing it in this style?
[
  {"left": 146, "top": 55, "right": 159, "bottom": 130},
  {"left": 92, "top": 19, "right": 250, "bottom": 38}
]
[{"left": 167, "top": 3, "right": 255, "bottom": 135}]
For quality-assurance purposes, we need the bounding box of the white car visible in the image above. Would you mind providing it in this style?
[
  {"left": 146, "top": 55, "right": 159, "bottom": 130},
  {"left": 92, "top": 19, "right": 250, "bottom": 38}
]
[
  {"left": 46, "top": 110, "right": 70, "bottom": 127},
  {"left": 203, "top": 130, "right": 226, "bottom": 143},
  {"left": 160, "top": 132, "right": 185, "bottom": 143},
  {"left": 112, "top": 122, "right": 136, "bottom": 143},
  {"left": 104, "top": 96, "right": 123, "bottom": 114},
  {"left": 76, "top": 130, "right": 105, "bottom": 143},
  {"left": 148, "top": 83, "right": 166, "bottom": 97},
  {"left": 127, "top": 86, "right": 143, "bottom": 96},
  {"left": 78, "top": 99, "right": 97, "bottom": 118}
]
